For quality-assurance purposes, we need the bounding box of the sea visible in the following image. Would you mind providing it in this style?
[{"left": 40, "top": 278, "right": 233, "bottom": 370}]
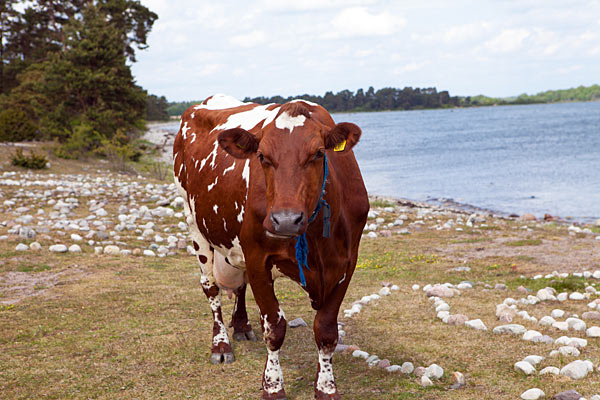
[{"left": 147, "top": 101, "right": 600, "bottom": 222}]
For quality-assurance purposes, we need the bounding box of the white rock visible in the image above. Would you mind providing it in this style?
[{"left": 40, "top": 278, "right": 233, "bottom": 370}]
[
  {"left": 385, "top": 365, "right": 401, "bottom": 373},
  {"left": 557, "top": 293, "right": 568, "bottom": 302},
  {"left": 352, "top": 350, "right": 369, "bottom": 359},
  {"left": 379, "top": 287, "right": 391, "bottom": 296},
  {"left": 536, "top": 288, "right": 555, "bottom": 301},
  {"left": 539, "top": 316, "right": 556, "bottom": 326},
  {"left": 366, "top": 232, "right": 377, "bottom": 238},
  {"left": 457, "top": 282, "right": 472, "bottom": 290},
  {"left": 71, "top": 233, "right": 82, "bottom": 241},
  {"left": 569, "top": 292, "right": 585, "bottom": 300},
  {"left": 587, "top": 326, "right": 600, "bottom": 337},
  {"left": 103, "top": 245, "right": 120, "bottom": 255},
  {"left": 15, "top": 243, "right": 29, "bottom": 251},
  {"left": 522, "top": 330, "right": 542, "bottom": 341},
  {"left": 465, "top": 319, "right": 487, "bottom": 330},
  {"left": 425, "top": 364, "right": 444, "bottom": 380},
  {"left": 420, "top": 375, "right": 433, "bottom": 387},
  {"left": 143, "top": 249, "right": 156, "bottom": 257},
  {"left": 390, "top": 284, "right": 399, "bottom": 291},
  {"left": 560, "top": 360, "right": 590, "bottom": 379},
  {"left": 566, "top": 317, "right": 586, "bottom": 331},
  {"left": 514, "top": 361, "right": 536, "bottom": 375},
  {"left": 435, "top": 303, "right": 450, "bottom": 312},
  {"left": 29, "top": 242, "right": 41, "bottom": 251},
  {"left": 539, "top": 366, "right": 559, "bottom": 375},
  {"left": 552, "top": 321, "right": 569, "bottom": 331},
  {"left": 551, "top": 309, "right": 565, "bottom": 319},
  {"left": 437, "top": 311, "right": 450, "bottom": 322},
  {"left": 523, "top": 355, "right": 544, "bottom": 366},
  {"left": 558, "top": 346, "right": 580, "bottom": 357},
  {"left": 94, "top": 246, "right": 103, "bottom": 255},
  {"left": 49, "top": 244, "right": 68, "bottom": 253},
  {"left": 95, "top": 208, "right": 108, "bottom": 217},
  {"left": 521, "top": 388, "right": 545, "bottom": 400},
  {"left": 68, "top": 244, "right": 81, "bottom": 253},
  {"left": 400, "top": 362, "right": 414, "bottom": 374},
  {"left": 493, "top": 324, "right": 527, "bottom": 335}
]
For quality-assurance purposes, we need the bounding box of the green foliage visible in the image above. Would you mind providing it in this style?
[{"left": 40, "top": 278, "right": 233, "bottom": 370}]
[
  {"left": 55, "top": 122, "right": 102, "bottom": 159},
  {"left": 10, "top": 148, "right": 48, "bottom": 169},
  {"left": 509, "top": 276, "right": 588, "bottom": 293},
  {"left": 146, "top": 94, "right": 170, "bottom": 121},
  {"left": 505, "top": 239, "right": 542, "bottom": 247},
  {"left": 166, "top": 100, "right": 198, "bottom": 116},
  {"left": 95, "top": 129, "right": 140, "bottom": 171},
  {"left": 0, "top": 108, "right": 37, "bottom": 142}
]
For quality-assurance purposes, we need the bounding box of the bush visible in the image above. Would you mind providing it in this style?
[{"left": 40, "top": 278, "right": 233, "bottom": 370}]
[
  {"left": 0, "top": 109, "right": 37, "bottom": 142},
  {"left": 55, "top": 122, "right": 102, "bottom": 159},
  {"left": 11, "top": 148, "right": 48, "bottom": 169}
]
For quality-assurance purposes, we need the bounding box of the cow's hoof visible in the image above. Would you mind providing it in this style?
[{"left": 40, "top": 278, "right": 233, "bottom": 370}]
[
  {"left": 233, "top": 330, "right": 257, "bottom": 341},
  {"left": 210, "top": 352, "right": 235, "bottom": 364},
  {"left": 315, "top": 392, "right": 341, "bottom": 400},
  {"left": 261, "top": 388, "right": 287, "bottom": 400}
]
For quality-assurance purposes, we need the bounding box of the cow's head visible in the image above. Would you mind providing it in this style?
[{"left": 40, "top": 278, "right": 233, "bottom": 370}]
[{"left": 218, "top": 102, "right": 361, "bottom": 238}]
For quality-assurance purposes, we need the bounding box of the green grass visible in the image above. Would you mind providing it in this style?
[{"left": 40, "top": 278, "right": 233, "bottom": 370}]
[
  {"left": 369, "top": 199, "right": 394, "bottom": 208},
  {"left": 507, "top": 276, "right": 589, "bottom": 292},
  {"left": 505, "top": 239, "right": 542, "bottom": 247}
]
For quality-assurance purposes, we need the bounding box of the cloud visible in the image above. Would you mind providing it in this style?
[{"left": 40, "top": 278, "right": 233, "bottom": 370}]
[
  {"left": 443, "top": 22, "right": 492, "bottom": 44},
  {"left": 230, "top": 30, "right": 267, "bottom": 48},
  {"left": 261, "top": 0, "right": 376, "bottom": 12},
  {"left": 329, "top": 7, "right": 405, "bottom": 38},
  {"left": 393, "top": 61, "right": 427, "bottom": 74},
  {"left": 485, "top": 28, "right": 531, "bottom": 53}
]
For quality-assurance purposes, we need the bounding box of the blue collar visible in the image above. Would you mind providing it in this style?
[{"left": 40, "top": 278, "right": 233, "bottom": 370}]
[{"left": 294, "top": 153, "right": 331, "bottom": 287}]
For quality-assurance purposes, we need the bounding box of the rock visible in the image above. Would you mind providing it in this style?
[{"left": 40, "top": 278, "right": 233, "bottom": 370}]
[
  {"left": 94, "top": 231, "right": 109, "bottom": 240},
  {"left": 450, "top": 371, "right": 465, "bottom": 389},
  {"left": 552, "top": 321, "right": 569, "bottom": 331},
  {"left": 49, "top": 244, "right": 68, "bottom": 253},
  {"left": 493, "top": 324, "right": 526, "bottom": 335},
  {"left": 352, "top": 350, "right": 369, "bottom": 359},
  {"left": 365, "top": 354, "right": 380, "bottom": 367},
  {"left": 400, "top": 362, "right": 414, "bottom": 374},
  {"left": 379, "top": 287, "right": 391, "bottom": 296},
  {"left": 435, "top": 303, "right": 450, "bottom": 312},
  {"left": 68, "top": 244, "right": 81, "bottom": 253},
  {"left": 586, "top": 326, "right": 600, "bottom": 337},
  {"left": 560, "top": 360, "right": 589, "bottom": 380},
  {"left": 517, "top": 285, "right": 529, "bottom": 294},
  {"left": 447, "top": 314, "right": 468, "bottom": 326},
  {"left": 558, "top": 346, "right": 580, "bottom": 357},
  {"left": 29, "top": 242, "right": 41, "bottom": 251},
  {"left": 521, "top": 388, "right": 545, "bottom": 400},
  {"left": 539, "top": 366, "right": 559, "bottom": 375},
  {"left": 420, "top": 375, "right": 433, "bottom": 387},
  {"left": 530, "top": 335, "right": 553, "bottom": 344},
  {"left": 132, "top": 248, "right": 141, "bottom": 256},
  {"left": 19, "top": 227, "right": 36, "bottom": 240},
  {"left": 390, "top": 284, "right": 399, "bottom": 291},
  {"left": 557, "top": 293, "right": 568, "bottom": 302},
  {"left": 377, "top": 359, "right": 391, "bottom": 369},
  {"left": 520, "top": 213, "right": 536, "bottom": 221},
  {"left": 569, "top": 292, "right": 585, "bottom": 300},
  {"left": 71, "top": 233, "right": 82, "bottom": 241},
  {"left": 514, "top": 361, "right": 536, "bottom": 375},
  {"left": 343, "top": 345, "right": 359, "bottom": 355},
  {"left": 366, "top": 232, "right": 377, "bottom": 238},
  {"left": 288, "top": 317, "right": 308, "bottom": 328},
  {"left": 412, "top": 284, "right": 420, "bottom": 291},
  {"left": 465, "top": 319, "right": 487, "bottom": 330},
  {"left": 523, "top": 355, "right": 544, "bottom": 366},
  {"left": 522, "top": 330, "right": 542, "bottom": 341},
  {"left": 426, "top": 284, "right": 454, "bottom": 298},
  {"left": 424, "top": 364, "right": 443, "bottom": 380},
  {"left": 495, "top": 283, "right": 507, "bottom": 290},
  {"left": 566, "top": 317, "right": 586, "bottom": 331},
  {"left": 15, "top": 243, "right": 29, "bottom": 251},
  {"left": 551, "top": 309, "right": 565, "bottom": 318},
  {"left": 414, "top": 366, "right": 426, "bottom": 377},
  {"left": 103, "top": 245, "right": 120, "bottom": 255},
  {"left": 385, "top": 365, "right": 402, "bottom": 373},
  {"left": 539, "top": 316, "right": 556, "bottom": 326},
  {"left": 553, "top": 390, "right": 582, "bottom": 400},
  {"left": 143, "top": 249, "right": 156, "bottom": 257},
  {"left": 537, "top": 288, "right": 556, "bottom": 301},
  {"left": 496, "top": 304, "right": 516, "bottom": 322}
]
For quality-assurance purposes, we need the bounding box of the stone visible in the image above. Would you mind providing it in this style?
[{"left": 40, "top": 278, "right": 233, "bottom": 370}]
[
  {"left": 400, "top": 362, "right": 414, "bottom": 374},
  {"left": 465, "top": 319, "right": 487, "bottom": 330},
  {"left": 447, "top": 314, "right": 469, "bottom": 326},
  {"left": 495, "top": 283, "right": 507, "bottom": 290},
  {"left": 566, "top": 317, "right": 586, "bottom": 331},
  {"left": 385, "top": 365, "right": 402, "bottom": 373},
  {"left": 414, "top": 366, "right": 426, "bottom": 377},
  {"left": 539, "top": 316, "right": 556, "bottom": 326},
  {"left": 365, "top": 354, "right": 380, "bottom": 367},
  {"left": 411, "top": 284, "right": 420, "bottom": 291},
  {"left": 496, "top": 304, "right": 516, "bottom": 322},
  {"left": 522, "top": 330, "right": 542, "bottom": 341},
  {"left": 539, "top": 366, "right": 559, "bottom": 375},
  {"left": 520, "top": 213, "right": 536, "bottom": 221},
  {"left": 569, "top": 292, "right": 585, "bottom": 300},
  {"left": 552, "top": 390, "right": 582, "bottom": 400},
  {"left": 379, "top": 287, "right": 391, "bottom": 296},
  {"left": 426, "top": 284, "right": 454, "bottom": 298},
  {"left": 352, "top": 350, "right": 369, "bottom": 359},
  {"left": 537, "top": 288, "right": 555, "bottom": 301},
  {"left": 523, "top": 355, "right": 544, "bottom": 366},
  {"left": 68, "top": 244, "right": 81, "bottom": 253},
  {"left": 450, "top": 371, "right": 465, "bottom": 389},
  {"left": 514, "top": 361, "right": 536, "bottom": 375},
  {"left": 517, "top": 285, "right": 529, "bottom": 294},
  {"left": 103, "top": 245, "right": 120, "bottom": 255},
  {"left": 557, "top": 293, "right": 568, "bottom": 302},
  {"left": 29, "top": 242, "right": 41, "bottom": 251},
  {"left": 586, "top": 326, "right": 600, "bottom": 337},
  {"left": 530, "top": 335, "right": 553, "bottom": 344},
  {"left": 377, "top": 359, "right": 391, "bottom": 369},
  {"left": 424, "top": 364, "right": 443, "bottom": 380},
  {"left": 552, "top": 321, "right": 569, "bottom": 331},
  {"left": 551, "top": 309, "right": 565, "bottom": 318},
  {"left": 558, "top": 346, "right": 580, "bottom": 357},
  {"left": 143, "top": 249, "right": 156, "bottom": 257},
  {"left": 435, "top": 303, "right": 450, "bottom": 312},
  {"left": 560, "top": 361, "right": 589, "bottom": 379},
  {"left": 15, "top": 243, "right": 29, "bottom": 251},
  {"left": 94, "top": 231, "right": 109, "bottom": 240},
  {"left": 19, "top": 227, "right": 36, "bottom": 240},
  {"left": 71, "top": 233, "right": 82, "bottom": 241},
  {"left": 493, "top": 324, "right": 526, "bottom": 335},
  {"left": 521, "top": 388, "right": 545, "bottom": 400},
  {"left": 49, "top": 244, "right": 68, "bottom": 253},
  {"left": 288, "top": 317, "right": 308, "bottom": 328},
  {"left": 420, "top": 375, "right": 433, "bottom": 387}
]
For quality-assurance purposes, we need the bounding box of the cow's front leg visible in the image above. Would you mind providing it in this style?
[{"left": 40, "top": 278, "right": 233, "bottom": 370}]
[
  {"left": 313, "top": 308, "right": 341, "bottom": 400},
  {"left": 231, "top": 283, "right": 257, "bottom": 341},
  {"left": 248, "top": 270, "right": 287, "bottom": 399}
]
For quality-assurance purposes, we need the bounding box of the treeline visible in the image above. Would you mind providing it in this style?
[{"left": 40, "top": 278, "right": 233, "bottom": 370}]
[
  {"left": 0, "top": 0, "right": 166, "bottom": 159},
  {"left": 167, "top": 84, "right": 600, "bottom": 116}
]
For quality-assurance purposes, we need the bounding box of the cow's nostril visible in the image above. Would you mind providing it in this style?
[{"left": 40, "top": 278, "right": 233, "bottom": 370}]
[
  {"left": 270, "top": 213, "right": 280, "bottom": 227},
  {"left": 294, "top": 212, "right": 304, "bottom": 226}
]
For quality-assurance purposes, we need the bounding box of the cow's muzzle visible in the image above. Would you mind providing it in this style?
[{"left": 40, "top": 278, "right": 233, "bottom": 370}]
[{"left": 269, "top": 210, "right": 305, "bottom": 236}]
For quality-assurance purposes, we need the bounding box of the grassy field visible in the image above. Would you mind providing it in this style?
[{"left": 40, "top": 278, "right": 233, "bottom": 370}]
[{"left": 1, "top": 143, "right": 600, "bottom": 399}]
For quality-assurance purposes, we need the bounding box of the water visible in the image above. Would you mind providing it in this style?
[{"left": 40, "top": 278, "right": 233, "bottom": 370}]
[{"left": 148, "top": 101, "right": 600, "bottom": 221}]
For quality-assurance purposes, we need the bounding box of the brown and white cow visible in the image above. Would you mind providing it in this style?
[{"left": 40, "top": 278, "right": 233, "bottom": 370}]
[{"left": 173, "top": 94, "right": 368, "bottom": 399}]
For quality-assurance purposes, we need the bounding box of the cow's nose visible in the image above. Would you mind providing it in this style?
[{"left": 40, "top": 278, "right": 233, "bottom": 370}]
[{"left": 270, "top": 210, "right": 305, "bottom": 236}]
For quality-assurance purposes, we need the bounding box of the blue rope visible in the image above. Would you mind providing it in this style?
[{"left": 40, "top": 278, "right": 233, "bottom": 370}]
[{"left": 294, "top": 153, "right": 330, "bottom": 287}]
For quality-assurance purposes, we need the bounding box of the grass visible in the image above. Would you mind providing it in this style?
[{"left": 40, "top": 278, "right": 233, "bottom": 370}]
[
  {"left": 505, "top": 239, "right": 543, "bottom": 247},
  {"left": 369, "top": 199, "right": 394, "bottom": 208}
]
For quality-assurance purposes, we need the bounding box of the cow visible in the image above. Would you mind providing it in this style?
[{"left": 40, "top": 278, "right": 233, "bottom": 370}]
[{"left": 173, "top": 94, "right": 369, "bottom": 399}]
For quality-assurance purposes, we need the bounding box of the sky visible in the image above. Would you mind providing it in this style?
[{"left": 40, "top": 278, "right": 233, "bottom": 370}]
[{"left": 132, "top": 0, "right": 600, "bottom": 102}]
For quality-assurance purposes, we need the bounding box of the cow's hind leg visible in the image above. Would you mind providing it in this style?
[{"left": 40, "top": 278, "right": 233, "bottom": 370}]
[
  {"left": 193, "top": 238, "right": 235, "bottom": 364},
  {"left": 231, "top": 283, "right": 257, "bottom": 341}
]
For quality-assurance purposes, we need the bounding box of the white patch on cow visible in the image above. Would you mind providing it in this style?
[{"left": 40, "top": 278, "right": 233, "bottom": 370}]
[
  {"left": 194, "top": 159, "right": 199, "bottom": 169},
  {"left": 213, "top": 104, "right": 279, "bottom": 131},
  {"left": 222, "top": 218, "right": 227, "bottom": 232},
  {"left": 275, "top": 112, "right": 306, "bottom": 132},
  {"left": 237, "top": 205, "right": 245, "bottom": 223},
  {"left": 213, "top": 204, "right": 219, "bottom": 214},
  {"left": 199, "top": 155, "right": 208, "bottom": 171},
  {"left": 290, "top": 99, "right": 319, "bottom": 106},
  {"left": 207, "top": 176, "right": 218, "bottom": 192},
  {"left": 202, "top": 218, "right": 208, "bottom": 233},
  {"left": 241, "top": 159, "right": 250, "bottom": 189},
  {"left": 222, "top": 161, "right": 236, "bottom": 176},
  {"left": 190, "top": 132, "right": 196, "bottom": 144},
  {"left": 191, "top": 112, "right": 195, "bottom": 119},
  {"left": 338, "top": 273, "right": 346, "bottom": 285},
  {"left": 178, "top": 162, "right": 184, "bottom": 176},
  {"left": 316, "top": 349, "right": 336, "bottom": 395},
  {"left": 234, "top": 201, "right": 239, "bottom": 210},
  {"left": 209, "top": 139, "right": 220, "bottom": 169},
  {"left": 194, "top": 94, "right": 247, "bottom": 110},
  {"left": 277, "top": 307, "right": 285, "bottom": 322},
  {"left": 263, "top": 349, "right": 284, "bottom": 394},
  {"left": 173, "top": 151, "right": 179, "bottom": 163},
  {"left": 181, "top": 121, "right": 190, "bottom": 139}
]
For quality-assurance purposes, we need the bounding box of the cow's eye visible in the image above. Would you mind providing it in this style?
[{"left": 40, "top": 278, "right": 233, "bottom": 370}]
[
  {"left": 313, "top": 149, "right": 324, "bottom": 161},
  {"left": 258, "top": 152, "right": 271, "bottom": 166}
]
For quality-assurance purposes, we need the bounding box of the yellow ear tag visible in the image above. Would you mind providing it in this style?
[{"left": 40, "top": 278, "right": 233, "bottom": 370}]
[{"left": 333, "top": 140, "right": 346, "bottom": 152}]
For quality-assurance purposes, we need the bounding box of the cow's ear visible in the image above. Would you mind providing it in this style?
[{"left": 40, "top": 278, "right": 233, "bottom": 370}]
[
  {"left": 218, "top": 128, "right": 259, "bottom": 159},
  {"left": 323, "top": 122, "right": 361, "bottom": 153}
]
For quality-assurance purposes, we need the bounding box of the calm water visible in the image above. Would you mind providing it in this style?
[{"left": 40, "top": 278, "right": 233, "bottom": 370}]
[
  {"left": 336, "top": 102, "right": 600, "bottom": 221},
  {"left": 150, "top": 101, "right": 600, "bottom": 221}
]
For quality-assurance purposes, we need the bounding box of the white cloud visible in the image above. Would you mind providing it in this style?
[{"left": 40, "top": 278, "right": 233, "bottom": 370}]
[
  {"left": 443, "top": 22, "right": 492, "bottom": 44},
  {"left": 230, "top": 30, "right": 267, "bottom": 48},
  {"left": 261, "top": 0, "right": 375, "bottom": 12},
  {"left": 329, "top": 7, "right": 404, "bottom": 38},
  {"left": 393, "top": 61, "right": 427, "bottom": 74},
  {"left": 485, "top": 28, "right": 531, "bottom": 53}
]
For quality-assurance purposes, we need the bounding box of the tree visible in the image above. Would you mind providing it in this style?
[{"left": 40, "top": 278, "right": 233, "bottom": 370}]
[{"left": 146, "top": 94, "right": 169, "bottom": 121}]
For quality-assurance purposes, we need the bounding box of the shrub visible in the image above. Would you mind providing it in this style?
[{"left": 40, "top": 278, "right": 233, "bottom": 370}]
[
  {"left": 0, "top": 109, "right": 37, "bottom": 142},
  {"left": 55, "top": 122, "right": 102, "bottom": 159},
  {"left": 11, "top": 149, "right": 48, "bottom": 169}
]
